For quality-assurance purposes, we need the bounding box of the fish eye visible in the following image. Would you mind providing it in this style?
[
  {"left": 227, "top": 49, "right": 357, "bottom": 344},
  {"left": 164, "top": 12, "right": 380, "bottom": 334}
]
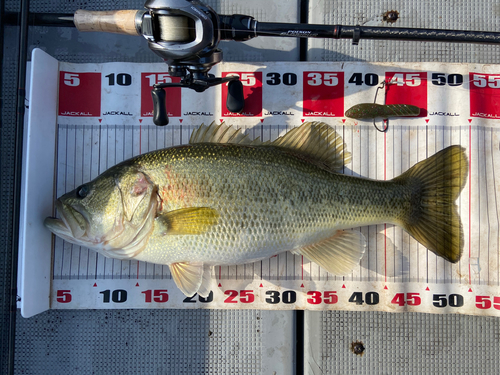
[{"left": 76, "top": 184, "right": 89, "bottom": 199}]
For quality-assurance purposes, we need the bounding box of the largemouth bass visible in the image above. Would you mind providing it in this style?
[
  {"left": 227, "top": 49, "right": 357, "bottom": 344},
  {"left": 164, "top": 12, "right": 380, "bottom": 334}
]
[{"left": 44, "top": 122, "right": 468, "bottom": 297}]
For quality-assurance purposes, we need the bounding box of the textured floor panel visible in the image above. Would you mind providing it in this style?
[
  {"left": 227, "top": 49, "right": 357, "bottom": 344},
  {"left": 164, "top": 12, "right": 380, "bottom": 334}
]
[
  {"left": 306, "top": 310, "right": 500, "bottom": 374},
  {"left": 308, "top": 0, "right": 500, "bottom": 63},
  {"left": 1, "top": 20, "right": 22, "bottom": 374},
  {"left": 15, "top": 309, "right": 261, "bottom": 375}
]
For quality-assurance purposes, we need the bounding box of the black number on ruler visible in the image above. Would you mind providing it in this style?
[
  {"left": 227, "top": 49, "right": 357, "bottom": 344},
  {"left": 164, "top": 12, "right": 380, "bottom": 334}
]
[
  {"left": 265, "top": 290, "right": 297, "bottom": 304},
  {"left": 365, "top": 292, "right": 379, "bottom": 305},
  {"left": 266, "top": 72, "right": 297, "bottom": 86},
  {"left": 432, "top": 294, "right": 464, "bottom": 308},
  {"left": 348, "top": 73, "right": 379, "bottom": 86},
  {"left": 431, "top": 73, "right": 463, "bottom": 87},
  {"left": 183, "top": 292, "right": 214, "bottom": 303},
  {"left": 348, "top": 291, "right": 379, "bottom": 305},
  {"left": 348, "top": 292, "right": 364, "bottom": 305},
  {"left": 100, "top": 289, "right": 127, "bottom": 303},
  {"left": 282, "top": 291, "right": 296, "bottom": 304},
  {"left": 106, "top": 73, "right": 132, "bottom": 86},
  {"left": 265, "top": 290, "right": 280, "bottom": 304}
]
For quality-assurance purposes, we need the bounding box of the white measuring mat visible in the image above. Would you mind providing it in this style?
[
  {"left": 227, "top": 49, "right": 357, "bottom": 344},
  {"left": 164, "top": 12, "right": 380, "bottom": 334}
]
[{"left": 19, "top": 49, "right": 500, "bottom": 317}]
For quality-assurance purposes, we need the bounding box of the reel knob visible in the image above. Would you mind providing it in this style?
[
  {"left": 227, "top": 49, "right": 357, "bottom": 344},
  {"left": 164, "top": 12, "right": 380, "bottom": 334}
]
[
  {"left": 226, "top": 80, "right": 245, "bottom": 113},
  {"left": 151, "top": 86, "right": 169, "bottom": 126}
]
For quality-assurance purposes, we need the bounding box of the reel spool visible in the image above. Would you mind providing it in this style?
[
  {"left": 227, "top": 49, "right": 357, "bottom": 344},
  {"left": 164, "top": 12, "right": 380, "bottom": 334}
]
[{"left": 155, "top": 15, "right": 193, "bottom": 42}]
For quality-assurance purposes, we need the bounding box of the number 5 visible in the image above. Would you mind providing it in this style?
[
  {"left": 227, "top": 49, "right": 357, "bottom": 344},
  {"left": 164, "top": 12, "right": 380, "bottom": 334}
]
[
  {"left": 64, "top": 73, "right": 80, "bottom": 87},
  {"left": 56, "top": 290, "right": 72, "bottom": 303}
]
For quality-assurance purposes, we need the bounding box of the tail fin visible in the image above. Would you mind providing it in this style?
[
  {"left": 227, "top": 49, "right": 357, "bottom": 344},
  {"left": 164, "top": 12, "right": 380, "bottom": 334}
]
[{"left": 394, "top": 146, "right": 468, "bottom": 263}]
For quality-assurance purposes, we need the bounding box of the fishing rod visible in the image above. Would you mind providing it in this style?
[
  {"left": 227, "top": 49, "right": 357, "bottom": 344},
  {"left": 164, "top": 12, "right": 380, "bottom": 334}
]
[{"left": 7, "top": 0, "right": 500, "bottom": 125}]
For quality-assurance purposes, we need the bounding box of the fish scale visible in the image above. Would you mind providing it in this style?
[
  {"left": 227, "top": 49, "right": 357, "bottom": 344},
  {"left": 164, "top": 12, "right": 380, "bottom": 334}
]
[{"left": 135, "top": 143, "right": 406, "bottom": 265}]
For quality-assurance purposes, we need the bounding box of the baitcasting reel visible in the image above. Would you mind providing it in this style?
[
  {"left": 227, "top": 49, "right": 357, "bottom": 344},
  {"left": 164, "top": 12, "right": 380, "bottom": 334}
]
[{"left": 75, "top": 0, "right": 259, "bottom": 125}]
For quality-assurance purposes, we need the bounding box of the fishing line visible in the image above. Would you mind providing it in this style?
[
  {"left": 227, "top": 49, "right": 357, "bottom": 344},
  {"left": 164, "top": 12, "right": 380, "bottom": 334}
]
[{"left": 373, "top": 80, "right": 389, "bottom": 133}]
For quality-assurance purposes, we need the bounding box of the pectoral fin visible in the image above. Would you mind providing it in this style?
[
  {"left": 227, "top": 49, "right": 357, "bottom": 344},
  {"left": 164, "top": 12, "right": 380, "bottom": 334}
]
[
  {"left": 156, "top": 207, "right": 219, "bottom": 235},
  {"left": 292, "top": 230, "right": 366, "bottom": 275}
]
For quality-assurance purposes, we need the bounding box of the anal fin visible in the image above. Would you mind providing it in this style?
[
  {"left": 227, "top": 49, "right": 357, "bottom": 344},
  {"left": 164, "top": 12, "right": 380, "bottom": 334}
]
[
  {"left": 293, "top": 230, "right": 366, "bottom": 275},
  {"left": 197, "top": 265, "right": 215, "bottom": 298},
  {"left": 169, "top": 262, "right": 215, "bottom": 297},
  {"left": 170, "top": 262, "right": 204, "bottom": 297}
]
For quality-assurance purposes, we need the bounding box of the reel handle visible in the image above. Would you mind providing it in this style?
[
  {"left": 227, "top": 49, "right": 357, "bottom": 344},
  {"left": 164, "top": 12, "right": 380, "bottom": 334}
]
[
  {"left": 74, "top": 9, "right": 143, "bottom": 35},
  {"left": 150, "top": 77, "right": 245, "bottom": 126},
  {"left": 151, "top": 86, "right": 169, "bottom": 126},
  {"left": 226, "top": 80, "right": 245, "bottom": 113}
]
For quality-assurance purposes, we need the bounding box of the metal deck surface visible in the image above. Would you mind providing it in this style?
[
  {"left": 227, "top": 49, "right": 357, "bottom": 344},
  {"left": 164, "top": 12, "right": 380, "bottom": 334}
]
[{"left": 1, "top": 1, "right": 499, "bottom": 374}]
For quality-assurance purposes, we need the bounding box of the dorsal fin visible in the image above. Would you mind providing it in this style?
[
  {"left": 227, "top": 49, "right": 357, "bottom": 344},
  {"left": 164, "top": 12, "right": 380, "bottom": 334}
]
[
  {"left": 189, "top": 122, "right": 259, "bottom": 146},
  {"left": 189, "top": 121, "right": 351, "bottom": 171},
  {"left": 270, "top": 121, "right": 351, "bottom": 170}
]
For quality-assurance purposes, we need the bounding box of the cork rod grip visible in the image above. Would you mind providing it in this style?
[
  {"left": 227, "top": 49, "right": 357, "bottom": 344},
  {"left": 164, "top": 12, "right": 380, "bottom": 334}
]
[{"left": 74, "top": 9, "right": 141, "bottom": 36}]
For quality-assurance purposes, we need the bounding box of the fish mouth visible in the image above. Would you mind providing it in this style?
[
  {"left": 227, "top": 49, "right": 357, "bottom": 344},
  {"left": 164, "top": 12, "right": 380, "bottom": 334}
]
[{"left": 44, "top": 200, "right": 89, "bottom": 243}]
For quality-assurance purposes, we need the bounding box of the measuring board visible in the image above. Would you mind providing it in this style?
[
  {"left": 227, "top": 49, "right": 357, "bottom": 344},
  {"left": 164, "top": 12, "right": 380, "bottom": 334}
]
[{"left": 18, "top": 49, "right": 500, "bottom": 317}]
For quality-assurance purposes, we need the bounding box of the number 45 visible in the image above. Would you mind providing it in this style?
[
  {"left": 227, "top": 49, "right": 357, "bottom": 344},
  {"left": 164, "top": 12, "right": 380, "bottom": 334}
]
[{"left": 389, "top": 73, "right": 421, "bottom": 87}]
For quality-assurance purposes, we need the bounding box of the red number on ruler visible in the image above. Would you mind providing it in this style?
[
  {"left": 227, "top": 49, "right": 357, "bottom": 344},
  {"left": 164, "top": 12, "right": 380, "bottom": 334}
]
[
  {"left": 385, "top": 72, "right": 426, "bottom": 117},
  {"left": 224, "top": 290, "right": 255, "bottom": 303},
  {"left": 470, "top": 73, "right": 500, "bottom": 119},
  {"left": 221, "top": 72, "right": 262, "bottom": 117},
  {"left": 59, "top": 72, "right": 101, "bottom": 116},
  {"left": 476, "top": 295, "right": 492, "bottom": 309},
  {"left": 224, "top": 290, "right": 239, "bottom": 303},
  {"left": 307, "top": 291, "right": 322, "bottom": 305},
  {"left": 306, "top": 291, "right": 338, "bottom": 305},
  {"left": 56, "top": 290, "right": 72, "bottom": 303},
  {"left": 391, "top": 292, "right": 421, "bottom": 307},
  {"left": 303, "top": 72, "right": 344, "bottom": 117},
  {"left": 323, "top": 291, "right": 338, "bottom": 304},
  {"left": 142, "top": 289, "right": 169, "bottom": 303},
  {"left": 475, "top": 296, "right": 500, "bottom": 310},
  {"left": 140, "top": 73, "right": 181, "bottom": 117}
]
